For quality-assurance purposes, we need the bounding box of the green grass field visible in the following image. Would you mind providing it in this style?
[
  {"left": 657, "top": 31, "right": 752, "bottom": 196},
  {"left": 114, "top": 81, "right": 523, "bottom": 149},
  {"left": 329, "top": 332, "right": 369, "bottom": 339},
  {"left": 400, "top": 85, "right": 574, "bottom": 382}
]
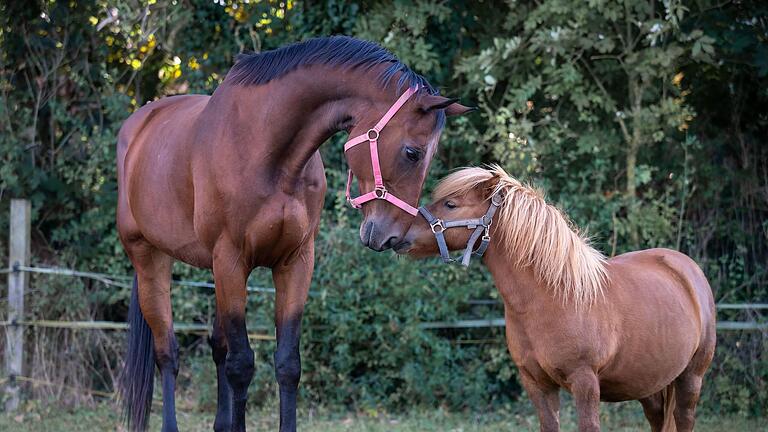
[{"left": 1, "top": 401, "right": 764, "bottom": 432}]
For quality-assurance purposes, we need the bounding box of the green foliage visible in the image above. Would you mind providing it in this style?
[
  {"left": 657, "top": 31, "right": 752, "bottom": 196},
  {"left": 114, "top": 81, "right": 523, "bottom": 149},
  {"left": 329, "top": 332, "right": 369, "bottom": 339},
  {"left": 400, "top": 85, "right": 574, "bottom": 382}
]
[{"left": 0, "top": 0, "right": 766, "bottom": 417}]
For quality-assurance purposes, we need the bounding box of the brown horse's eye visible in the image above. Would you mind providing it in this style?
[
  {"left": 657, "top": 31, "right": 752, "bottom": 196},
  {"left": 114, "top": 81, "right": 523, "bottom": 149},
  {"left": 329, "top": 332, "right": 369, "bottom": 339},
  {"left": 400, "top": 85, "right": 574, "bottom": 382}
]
[
  {"left": 404, "top": 146, "right": 422, "bottom": 163},
  {"left": 445, "top": 200, "right": 457, "bottom": 209}
]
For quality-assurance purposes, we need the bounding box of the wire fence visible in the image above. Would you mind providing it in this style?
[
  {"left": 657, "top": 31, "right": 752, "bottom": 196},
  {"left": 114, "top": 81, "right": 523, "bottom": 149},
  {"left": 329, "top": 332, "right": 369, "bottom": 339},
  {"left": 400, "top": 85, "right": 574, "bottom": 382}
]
[
  {"left": 1, "top": 264, "right": 279, "bottom": 293},
  {"left": 0, "top": 265, "right": 768, "bottom": 330},
  {"left": 2, "top": 263, "right": 765, "bottom": 404},
  {"left": 2, "top": 264, "right": 766, "bottom": 332}
]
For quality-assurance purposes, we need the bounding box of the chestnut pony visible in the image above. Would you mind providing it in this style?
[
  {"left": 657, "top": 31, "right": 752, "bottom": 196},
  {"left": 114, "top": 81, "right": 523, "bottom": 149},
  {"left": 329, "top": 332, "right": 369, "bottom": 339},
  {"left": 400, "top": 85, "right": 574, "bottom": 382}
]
[
  {"left": 116, "top": 36, "right": 472, "bottom": 432},
  {"left": 398, "top": 166, "right": 716, "bottom": 432}
]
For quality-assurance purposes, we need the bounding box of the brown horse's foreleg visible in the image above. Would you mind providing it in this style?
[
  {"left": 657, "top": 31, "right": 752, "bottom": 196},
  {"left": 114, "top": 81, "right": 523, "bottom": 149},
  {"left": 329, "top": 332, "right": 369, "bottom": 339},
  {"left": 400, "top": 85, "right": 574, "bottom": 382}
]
[
  {"left": 212, "top": 249, "right": 253, "bottom": 432},
  {"left": 130, "top": 242, "right": 179, "bottom": 432},
  {"left": 209, "top": 315, "right": 233, "bottom": 432},
  {"left": 271, "top": 245, "right": 314, "bottom": 432},
  {"left": 519, "top": 371, "right": 561, "bottom": 432},
  {"left": 567, "top": 369, "right": 600, "bottom": 432}
]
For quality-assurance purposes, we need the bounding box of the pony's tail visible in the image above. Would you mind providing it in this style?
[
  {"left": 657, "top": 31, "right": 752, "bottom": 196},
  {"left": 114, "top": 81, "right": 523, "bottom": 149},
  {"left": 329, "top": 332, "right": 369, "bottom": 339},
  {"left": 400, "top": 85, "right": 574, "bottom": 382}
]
[
  {"left": 118, "top": 275, "right": 155, "bottom": 432},
  {"left": 661, "top": 382, "right": 677, "bottom": 432}
]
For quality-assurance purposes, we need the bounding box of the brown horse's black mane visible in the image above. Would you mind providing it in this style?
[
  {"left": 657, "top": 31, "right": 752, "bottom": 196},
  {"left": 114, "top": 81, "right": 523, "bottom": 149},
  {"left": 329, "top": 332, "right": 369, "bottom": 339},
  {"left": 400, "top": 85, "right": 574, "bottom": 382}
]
[{"left": 228, "top": 35, "right": 439, "bottom": 96}]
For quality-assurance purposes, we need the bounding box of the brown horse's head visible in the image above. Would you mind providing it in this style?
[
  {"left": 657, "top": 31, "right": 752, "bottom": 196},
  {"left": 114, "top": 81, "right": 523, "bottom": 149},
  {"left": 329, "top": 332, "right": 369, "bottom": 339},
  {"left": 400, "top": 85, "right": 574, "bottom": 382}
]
[
  {"left": 346, "top": 91, "right": 473, "bottom": 251},
  {"left": 395, "top": 167, "right": 498, "bottom": 257}
]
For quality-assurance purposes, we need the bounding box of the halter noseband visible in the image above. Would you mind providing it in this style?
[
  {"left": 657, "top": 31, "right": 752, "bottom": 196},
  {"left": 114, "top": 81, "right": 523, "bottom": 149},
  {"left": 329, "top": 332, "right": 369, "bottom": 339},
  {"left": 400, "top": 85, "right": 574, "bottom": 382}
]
[
  {"left": 344, "top": 86, "right": 420, "bottom": 216},
  {"left": 418, "top": 192, "right": 504, "bottom": 267}
]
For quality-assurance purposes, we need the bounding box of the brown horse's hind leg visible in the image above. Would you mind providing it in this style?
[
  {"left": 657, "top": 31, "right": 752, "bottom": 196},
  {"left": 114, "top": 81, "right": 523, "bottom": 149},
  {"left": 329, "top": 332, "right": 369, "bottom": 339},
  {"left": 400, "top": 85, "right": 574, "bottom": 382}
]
[
  {"left": 212, "top": 244, "right": 253, "bottom": 432},
  {"left": 127, "top": 239, "right": 178, "bottom": 432},
  {"left": 519, "top": 371, "right": 560, "bottom": 432},
  {"left": 567, "top": 369, "right": 601, "bottom": 432},
  {"left": 271, "top": 244, "right": 314, "bottom": 432},
  {"left": 639, "top": 392, "right": 665, "bottom": 432}
]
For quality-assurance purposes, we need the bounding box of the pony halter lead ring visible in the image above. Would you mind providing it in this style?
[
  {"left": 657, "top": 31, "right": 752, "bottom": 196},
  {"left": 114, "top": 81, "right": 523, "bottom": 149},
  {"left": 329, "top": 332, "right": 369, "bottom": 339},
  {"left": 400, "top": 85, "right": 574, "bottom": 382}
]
[
  {"left": 418, "top": 192, "right": 504, "bottom": 267},
  {"left": 344, "top": 86, "right": 420, "bottom": 216}
]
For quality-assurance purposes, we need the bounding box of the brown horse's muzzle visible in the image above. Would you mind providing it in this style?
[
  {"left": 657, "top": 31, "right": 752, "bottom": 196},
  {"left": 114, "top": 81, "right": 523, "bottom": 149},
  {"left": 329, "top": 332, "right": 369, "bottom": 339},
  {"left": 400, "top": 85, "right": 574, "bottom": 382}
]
[{"left": 359, "top": 211, "right": 410, "bottom": 252}]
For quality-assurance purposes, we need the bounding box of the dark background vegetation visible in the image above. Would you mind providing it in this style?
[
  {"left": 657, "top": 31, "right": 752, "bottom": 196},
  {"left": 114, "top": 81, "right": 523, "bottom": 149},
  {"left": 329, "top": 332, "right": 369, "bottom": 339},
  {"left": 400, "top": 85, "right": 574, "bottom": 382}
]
[{"left": 0, "top": 0, "right": 765, "bottom": 418}]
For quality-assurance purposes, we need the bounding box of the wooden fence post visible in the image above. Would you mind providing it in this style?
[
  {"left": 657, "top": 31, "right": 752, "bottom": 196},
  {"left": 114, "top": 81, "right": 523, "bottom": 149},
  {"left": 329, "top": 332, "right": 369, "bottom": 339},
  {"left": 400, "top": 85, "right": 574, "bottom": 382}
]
[{"left": 5, "top": 199, "right": 30, "bottom": 411}]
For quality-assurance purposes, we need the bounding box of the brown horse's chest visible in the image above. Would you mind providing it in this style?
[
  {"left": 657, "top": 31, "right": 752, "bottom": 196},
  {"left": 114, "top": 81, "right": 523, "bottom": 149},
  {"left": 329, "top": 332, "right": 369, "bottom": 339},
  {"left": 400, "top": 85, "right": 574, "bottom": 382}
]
[{"left": 233, "top": 191, "right": 318, "bottom": 267}]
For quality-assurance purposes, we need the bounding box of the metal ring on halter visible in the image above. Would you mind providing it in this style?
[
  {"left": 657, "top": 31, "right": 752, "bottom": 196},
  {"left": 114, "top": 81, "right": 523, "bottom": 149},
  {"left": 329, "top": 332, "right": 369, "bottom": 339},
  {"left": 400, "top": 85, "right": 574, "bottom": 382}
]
[
  {"left": 367, "top": 129, "right": 379, "bottom": 141},
  {"left": 481, "top": 214, "right": 493, "bottom": 227},
  {"left": 492, "top": 193, "right": 504, "bottom": 206},
  {"left": 374, "top": 187, "right": 388, "bottom": 199},
  {"left": 430, "top": 220, "right": 445, "bottom": 234}
]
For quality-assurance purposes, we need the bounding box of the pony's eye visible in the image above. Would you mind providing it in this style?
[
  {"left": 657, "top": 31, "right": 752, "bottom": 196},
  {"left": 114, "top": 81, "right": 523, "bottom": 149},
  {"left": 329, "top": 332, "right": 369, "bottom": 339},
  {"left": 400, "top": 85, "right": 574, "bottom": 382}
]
[
  {"left": 404, "top": 146, "right": 422, "bottom": 163},
  {"left": 445, "top": 200, "right": 457, "bottom": 209}
]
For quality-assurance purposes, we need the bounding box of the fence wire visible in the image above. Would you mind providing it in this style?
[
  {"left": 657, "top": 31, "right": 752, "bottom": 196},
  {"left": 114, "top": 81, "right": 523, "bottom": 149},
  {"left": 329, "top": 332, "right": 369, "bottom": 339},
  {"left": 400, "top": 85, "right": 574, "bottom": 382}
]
[{"left": 3, "top": 264, "right": 278, "bottom": 293}]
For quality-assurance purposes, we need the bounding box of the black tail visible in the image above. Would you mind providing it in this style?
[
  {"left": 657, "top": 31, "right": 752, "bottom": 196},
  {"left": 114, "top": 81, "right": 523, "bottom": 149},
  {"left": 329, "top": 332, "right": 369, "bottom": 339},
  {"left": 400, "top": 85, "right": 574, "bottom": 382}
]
[{"left": 118, "top": 275, "right": 155, "bottom": 432}]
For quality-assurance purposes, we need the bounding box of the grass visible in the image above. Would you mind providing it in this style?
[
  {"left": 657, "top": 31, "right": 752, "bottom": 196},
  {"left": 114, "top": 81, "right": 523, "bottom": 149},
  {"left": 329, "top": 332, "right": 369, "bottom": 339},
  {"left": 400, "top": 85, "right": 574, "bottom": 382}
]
[{"left": 1, "top": 400, "right": 765, "bottom": 432}]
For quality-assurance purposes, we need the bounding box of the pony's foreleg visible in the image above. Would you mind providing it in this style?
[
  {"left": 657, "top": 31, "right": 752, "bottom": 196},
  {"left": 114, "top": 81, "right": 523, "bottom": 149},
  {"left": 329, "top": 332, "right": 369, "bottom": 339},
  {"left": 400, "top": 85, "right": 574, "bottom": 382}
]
[
  {"left": 519, "top": 371, "right": 561, "bottom": 432},
  {"left": 209, "top": 315, "right": 233, "bottom": 432},
  {"left": 567, "top": 369, "right": 600, "bottom": 432},
  {"left": 213, "top": 248, "right": 254, "bottom": 432},
  {"left": 271, "top": 245, "right": 314, "bottom": 432}
]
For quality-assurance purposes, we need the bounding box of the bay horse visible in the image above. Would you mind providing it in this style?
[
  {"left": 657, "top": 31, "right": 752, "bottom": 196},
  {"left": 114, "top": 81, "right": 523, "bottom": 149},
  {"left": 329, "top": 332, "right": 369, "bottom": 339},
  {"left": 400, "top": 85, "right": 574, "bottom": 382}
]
[
  {"left": 116, "top": 36, "right": 472, "bottom": 432},
  {"left": 397, "top": 166, "right": 716, "bottom": 431}
]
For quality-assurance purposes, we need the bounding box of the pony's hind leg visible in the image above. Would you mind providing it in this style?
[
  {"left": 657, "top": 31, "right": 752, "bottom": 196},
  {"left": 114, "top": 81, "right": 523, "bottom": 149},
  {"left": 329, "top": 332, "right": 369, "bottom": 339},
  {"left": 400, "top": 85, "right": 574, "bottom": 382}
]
[
  {"left": 126, "top": 238, "right": 178, "bottom": 432},
  {"left": 639, "top": 392, "right": 665, "bottom": 432},
  {"left": 672, "top": 369, "right": 705, "bottom": 432},
  {"left": 674, "top": 331, "right": 716, "bottom": 432}
]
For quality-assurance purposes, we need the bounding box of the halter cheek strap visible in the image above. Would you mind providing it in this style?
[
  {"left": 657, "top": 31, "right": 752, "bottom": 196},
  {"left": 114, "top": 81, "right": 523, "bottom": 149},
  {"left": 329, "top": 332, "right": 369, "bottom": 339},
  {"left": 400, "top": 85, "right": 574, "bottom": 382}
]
[
  {"left": 418, "top": 192, "right": 503, "bottom": 267},
  {"left": 344, "top": 87, "right": 419, "bottom": 216}
]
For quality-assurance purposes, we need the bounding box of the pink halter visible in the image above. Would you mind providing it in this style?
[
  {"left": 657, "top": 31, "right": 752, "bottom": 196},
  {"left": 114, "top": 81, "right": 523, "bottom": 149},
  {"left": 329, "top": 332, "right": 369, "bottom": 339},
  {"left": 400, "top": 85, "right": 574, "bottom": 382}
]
[{"left": 344, "top": 86, "right": 420, "bottom": 216}]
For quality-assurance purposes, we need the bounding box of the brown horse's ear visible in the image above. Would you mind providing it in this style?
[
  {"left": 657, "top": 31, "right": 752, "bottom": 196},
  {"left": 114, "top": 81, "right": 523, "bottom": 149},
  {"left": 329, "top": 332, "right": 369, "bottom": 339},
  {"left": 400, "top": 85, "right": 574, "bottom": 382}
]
[{"left": 420, "top": 95, "right": 477, "bottom": 117}]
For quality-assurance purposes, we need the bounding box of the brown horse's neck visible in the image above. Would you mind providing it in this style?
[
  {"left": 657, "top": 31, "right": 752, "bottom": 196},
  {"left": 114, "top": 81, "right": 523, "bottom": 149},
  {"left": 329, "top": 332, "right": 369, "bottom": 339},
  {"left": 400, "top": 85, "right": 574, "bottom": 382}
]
[{"left": 205, "top": 66, "right": 386, "bottom": 192}]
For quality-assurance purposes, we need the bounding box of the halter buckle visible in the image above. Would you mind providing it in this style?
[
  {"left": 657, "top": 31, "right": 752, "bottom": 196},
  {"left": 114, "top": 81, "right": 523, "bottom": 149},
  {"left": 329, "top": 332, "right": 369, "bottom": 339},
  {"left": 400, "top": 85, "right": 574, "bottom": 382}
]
[
  {"left": 374, "top": 187, "right": 388, "bottom": 199},
  {"left": 430, "top": 220, "right": 445, "bottom": 234},
  {"left": 482, "top": 227, "right": 491, "bottom": 241},
  {"left": 367, "top": 129, "right": 379, "bottom": 141}
]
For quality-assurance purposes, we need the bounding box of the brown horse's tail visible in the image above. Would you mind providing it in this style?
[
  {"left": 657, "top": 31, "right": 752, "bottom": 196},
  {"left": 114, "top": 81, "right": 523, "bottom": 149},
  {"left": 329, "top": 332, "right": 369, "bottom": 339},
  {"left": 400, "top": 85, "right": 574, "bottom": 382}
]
[
  {"left": 661, "top": 382, "right": 677, "bottom": 432},
  {"left": 118, "top": 275, "right": 155, "bottom": 432}
]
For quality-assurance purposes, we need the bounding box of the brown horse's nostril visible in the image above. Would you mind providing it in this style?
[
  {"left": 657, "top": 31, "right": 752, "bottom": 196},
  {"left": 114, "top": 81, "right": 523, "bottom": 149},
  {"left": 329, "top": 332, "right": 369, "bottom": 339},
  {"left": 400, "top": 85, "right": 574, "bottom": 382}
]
[
  {"left": 381, "top": 235, "right": 399, "bottom": 251},
  {"left": 360, "top": 221, "right": 375, "bottom": 248}
]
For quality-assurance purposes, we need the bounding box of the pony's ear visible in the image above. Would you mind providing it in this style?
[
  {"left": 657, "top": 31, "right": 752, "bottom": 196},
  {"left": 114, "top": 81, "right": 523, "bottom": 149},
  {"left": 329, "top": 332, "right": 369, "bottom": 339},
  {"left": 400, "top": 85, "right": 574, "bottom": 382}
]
[
  {"left": 482, "top": 175, "right": 502, "bottom": 199},
  {"left": 419, "top": 95, "right": 477, "bottom": 117}
]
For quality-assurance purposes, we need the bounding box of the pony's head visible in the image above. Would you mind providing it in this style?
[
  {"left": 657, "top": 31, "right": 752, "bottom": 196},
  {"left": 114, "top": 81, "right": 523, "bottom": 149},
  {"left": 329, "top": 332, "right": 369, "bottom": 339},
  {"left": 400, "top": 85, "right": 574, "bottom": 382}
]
[
  {"left": 398, "top": 165, "right": 607, "bottom": 307},
  {"left": 346, "top": 90, "right": 472, "bottom": 251},
  {"left": 396, "top": 166, "right": 501, "bottom": 257}
]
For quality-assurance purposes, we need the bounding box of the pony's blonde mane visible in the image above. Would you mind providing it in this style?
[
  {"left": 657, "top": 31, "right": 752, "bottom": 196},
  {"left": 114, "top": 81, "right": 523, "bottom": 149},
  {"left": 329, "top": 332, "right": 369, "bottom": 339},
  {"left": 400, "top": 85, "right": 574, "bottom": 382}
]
[{"left": 433, "top": 165, "right": 608, "bottom": 307}]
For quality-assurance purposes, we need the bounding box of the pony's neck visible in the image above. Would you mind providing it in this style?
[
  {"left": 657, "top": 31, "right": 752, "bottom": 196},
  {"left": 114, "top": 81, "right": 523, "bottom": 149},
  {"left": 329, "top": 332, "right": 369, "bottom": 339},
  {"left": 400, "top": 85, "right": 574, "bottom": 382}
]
[
  {"left": 482, "top": 241, "right": 557, "bottom": 315},
  {"left": 208, "top": 65, "right": 384, "bottom": 192}
]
